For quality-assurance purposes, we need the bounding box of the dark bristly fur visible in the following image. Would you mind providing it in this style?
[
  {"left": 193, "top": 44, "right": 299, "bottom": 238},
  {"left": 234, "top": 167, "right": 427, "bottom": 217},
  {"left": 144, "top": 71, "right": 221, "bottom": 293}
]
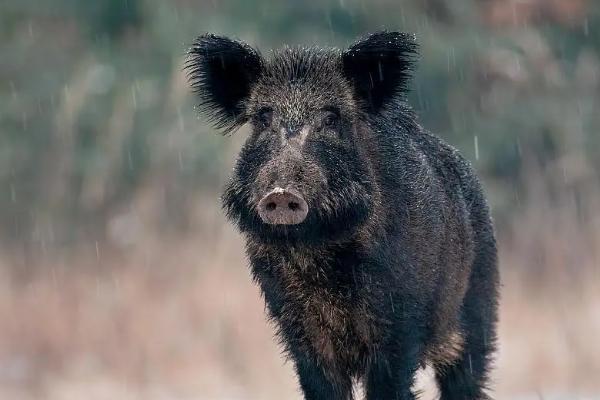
[{"left": 187, "top": 31, "right": 499, "bottom": 400}]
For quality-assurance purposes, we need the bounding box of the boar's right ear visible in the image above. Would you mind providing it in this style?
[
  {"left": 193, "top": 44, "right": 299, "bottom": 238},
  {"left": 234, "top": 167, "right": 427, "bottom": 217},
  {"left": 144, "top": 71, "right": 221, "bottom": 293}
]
[
  {"left": 186, "top": 34, "right": 263, "bottom": 133},
  {"left": 342, "top": 31, "right": 418, "bottom": 113}
]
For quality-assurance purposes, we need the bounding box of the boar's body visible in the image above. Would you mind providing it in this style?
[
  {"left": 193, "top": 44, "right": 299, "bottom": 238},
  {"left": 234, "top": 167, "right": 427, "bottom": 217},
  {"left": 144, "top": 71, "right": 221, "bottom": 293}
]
[{"left": 188, "top": 32, "right": 499, "bottom": 400}]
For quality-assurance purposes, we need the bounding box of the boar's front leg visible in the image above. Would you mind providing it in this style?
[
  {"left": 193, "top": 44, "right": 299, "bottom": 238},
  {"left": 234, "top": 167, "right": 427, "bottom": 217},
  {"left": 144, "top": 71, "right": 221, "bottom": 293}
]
[
  {"left": 364, "top": 341, "right": 421, "bottom": 400},
  {"left": 294, "top": 355, "right": 352, "bottom": 400}
]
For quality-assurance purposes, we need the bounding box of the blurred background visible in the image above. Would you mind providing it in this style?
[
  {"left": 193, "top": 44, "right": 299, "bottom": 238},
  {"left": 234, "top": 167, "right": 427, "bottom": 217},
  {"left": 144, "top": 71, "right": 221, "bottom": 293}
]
[{"left": 1, "top": 0, "right": 599, "bottom": 399}]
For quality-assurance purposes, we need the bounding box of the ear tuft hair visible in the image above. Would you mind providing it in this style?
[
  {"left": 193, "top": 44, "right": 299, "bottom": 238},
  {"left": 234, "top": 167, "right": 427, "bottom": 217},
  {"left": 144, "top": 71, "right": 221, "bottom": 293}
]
[
  {"left": 342, "top": 31, "right": 418, "bottom": 113},
  {"left": 186, "top": 34, "right": 263, "bottom": 133}
]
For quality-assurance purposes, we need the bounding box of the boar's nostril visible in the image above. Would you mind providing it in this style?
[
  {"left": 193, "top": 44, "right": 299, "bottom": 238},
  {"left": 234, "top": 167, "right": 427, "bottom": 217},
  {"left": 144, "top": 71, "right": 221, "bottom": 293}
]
[{"left": 257, "top": 188, "right": 308, "bottom": 225}]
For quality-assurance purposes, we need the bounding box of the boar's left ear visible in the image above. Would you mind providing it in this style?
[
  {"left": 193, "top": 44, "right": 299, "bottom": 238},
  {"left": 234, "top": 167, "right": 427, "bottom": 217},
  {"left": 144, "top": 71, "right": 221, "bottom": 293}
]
[
  {"left": 186, "top": 34, "right": 263, "bottom": 132},
  {"left": 342, "top": 31, "right": 418, "bottom": 113}
]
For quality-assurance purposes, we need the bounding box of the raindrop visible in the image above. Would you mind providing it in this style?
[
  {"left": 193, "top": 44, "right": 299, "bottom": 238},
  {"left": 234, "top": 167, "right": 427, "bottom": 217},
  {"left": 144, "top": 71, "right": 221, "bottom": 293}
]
[
  {"left": 64, "top": 85, "right": 71, "bottom": 103},
  {"left": 446, "top": 48, "right": 453, "bottom": 73},
  {"left": 474, "top": 135, "right": 479, "bottom": 161},
  {"left": 583, "top": 18, "right": 589, "bottom": 36},
  {"left": 468, "top": 353, "right": 473, "bottom": 374},
  {"left": 22, "top": 111, "right": 28, "bottom": 131},
  {"left": 399, "top": 4, "right": 406, "bottom": 26},
  {"left": 88, "top": 64, "right": 116, "bottom": 95},
  {"left": 131, "top": 85, "right": 137, "bottom": 108},
  {"left": 127, "top": 150, "right": 133, "bottom": 170},
  {"left": 9, "top": 80, "right": 17, "bottom": 101},
  {"left": 52, "top": 267, "right": 58, "bottom": 289},
  {"left": 177, "top": 107, "right": 185, "bottom": 132},
  {"left": 325, "top": 10, "right": 334, "bottom": 36}
]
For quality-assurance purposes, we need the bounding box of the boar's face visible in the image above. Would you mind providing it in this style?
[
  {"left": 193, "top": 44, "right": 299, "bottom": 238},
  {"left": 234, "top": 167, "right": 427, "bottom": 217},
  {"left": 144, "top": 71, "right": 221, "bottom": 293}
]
[
  {"left": 187, "top": 32, "right": 416, "bottom": 243},
  {"left": 224, "top": 48, "right": 374, "bottom": 243}
]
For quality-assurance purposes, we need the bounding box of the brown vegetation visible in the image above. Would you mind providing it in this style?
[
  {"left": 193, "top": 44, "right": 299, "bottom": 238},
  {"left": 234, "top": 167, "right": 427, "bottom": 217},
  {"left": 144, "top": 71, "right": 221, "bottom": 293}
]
[{"left": 1, "top": 169, "right": 599, "bottom": 399}]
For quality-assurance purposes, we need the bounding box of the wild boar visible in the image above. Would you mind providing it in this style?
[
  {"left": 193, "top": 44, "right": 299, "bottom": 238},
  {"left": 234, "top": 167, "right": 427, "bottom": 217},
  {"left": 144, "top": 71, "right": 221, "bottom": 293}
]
[{"left": 187, "top": 31, "right": 499, "bottom": 400}]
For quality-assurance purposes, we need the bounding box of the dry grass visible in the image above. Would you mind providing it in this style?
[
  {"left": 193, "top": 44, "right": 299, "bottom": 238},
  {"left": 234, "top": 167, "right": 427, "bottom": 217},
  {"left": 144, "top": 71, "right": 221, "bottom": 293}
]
[{"left": 1, "top": 185, "right": 599, "bottom": 400}]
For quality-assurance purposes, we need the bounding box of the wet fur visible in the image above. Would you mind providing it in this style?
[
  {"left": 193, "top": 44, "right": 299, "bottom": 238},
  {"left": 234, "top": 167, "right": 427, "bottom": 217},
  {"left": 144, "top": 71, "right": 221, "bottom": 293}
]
[{"left": 187, "top": 32, "right": 499, "bottom": 400}]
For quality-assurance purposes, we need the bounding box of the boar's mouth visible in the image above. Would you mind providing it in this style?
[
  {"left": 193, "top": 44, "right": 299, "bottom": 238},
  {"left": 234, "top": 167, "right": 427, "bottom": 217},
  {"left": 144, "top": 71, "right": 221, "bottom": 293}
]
[{"left": 257, "top": 187, "right": 309, "bottom": 225}]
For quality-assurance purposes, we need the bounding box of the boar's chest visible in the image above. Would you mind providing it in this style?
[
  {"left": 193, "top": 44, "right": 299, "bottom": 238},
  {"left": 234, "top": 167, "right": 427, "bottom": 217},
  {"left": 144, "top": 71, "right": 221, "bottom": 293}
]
[{"left": 264, "top": 250, "right": 382, "bottom": 374}]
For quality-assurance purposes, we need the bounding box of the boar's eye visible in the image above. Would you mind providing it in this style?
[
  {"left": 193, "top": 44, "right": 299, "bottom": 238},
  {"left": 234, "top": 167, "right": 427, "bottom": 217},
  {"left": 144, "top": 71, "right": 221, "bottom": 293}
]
[
  {"left": 255, "top": 108, "right": 273, "bottom": 129},
  {"left": 321, "top": 110, "right": 340, "bottom": 130}
]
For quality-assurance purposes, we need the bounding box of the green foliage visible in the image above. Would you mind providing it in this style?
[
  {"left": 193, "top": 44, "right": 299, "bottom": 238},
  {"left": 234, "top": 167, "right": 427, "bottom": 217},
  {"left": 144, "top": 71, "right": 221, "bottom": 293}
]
[{"left": 1, "top": 0, "right": 599, "bottom": 246}]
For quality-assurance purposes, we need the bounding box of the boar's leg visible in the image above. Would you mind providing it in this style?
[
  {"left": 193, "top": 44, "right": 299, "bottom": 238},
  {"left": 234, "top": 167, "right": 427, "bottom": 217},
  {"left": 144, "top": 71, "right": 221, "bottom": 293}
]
[
  {"left": 435, "top": 235, "right": 498, "bottom": 400},
  {"left": 294, "top": 356, "right": 352, "bottom": 400},
  {"left": 434, "top": 306, "right": 495, "bottom": 399},
  {"left": 364, "top": 340, "right": 422, "bottom": 400}
]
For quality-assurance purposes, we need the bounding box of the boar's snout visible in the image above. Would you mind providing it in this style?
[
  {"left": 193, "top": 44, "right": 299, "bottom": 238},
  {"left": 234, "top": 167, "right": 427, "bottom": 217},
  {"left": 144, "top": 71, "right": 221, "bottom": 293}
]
[{"left": 258, "top": 187, "right": 308, "bottom": 225}]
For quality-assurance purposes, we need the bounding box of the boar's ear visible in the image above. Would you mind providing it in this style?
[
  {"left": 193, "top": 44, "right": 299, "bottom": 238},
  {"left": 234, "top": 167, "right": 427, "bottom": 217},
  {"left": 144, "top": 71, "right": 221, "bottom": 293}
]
[
  {"left": 342, "top": 31, "right": 418, "bottom": 113},
  {"left": 186, "top": 34, "right": 263, "bottom": 133}
]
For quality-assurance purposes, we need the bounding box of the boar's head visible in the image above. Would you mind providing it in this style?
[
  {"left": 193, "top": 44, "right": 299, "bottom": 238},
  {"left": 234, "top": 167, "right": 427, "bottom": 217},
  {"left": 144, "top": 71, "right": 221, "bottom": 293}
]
[{"left": 187, "top": 32, "right": 417, "bottom": 244}]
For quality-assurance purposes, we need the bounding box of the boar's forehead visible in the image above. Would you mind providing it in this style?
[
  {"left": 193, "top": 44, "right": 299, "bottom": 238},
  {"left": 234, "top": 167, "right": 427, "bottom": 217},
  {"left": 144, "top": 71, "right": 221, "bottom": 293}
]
[{"left": 248, "top": 48, "right": 357, "bottom": 124}]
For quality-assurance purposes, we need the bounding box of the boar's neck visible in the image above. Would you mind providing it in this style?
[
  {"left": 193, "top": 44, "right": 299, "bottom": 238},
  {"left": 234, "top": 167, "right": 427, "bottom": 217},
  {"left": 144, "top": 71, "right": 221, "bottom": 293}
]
[{"left": 245, "top": 236, "right": 368, "bottom": 278}]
